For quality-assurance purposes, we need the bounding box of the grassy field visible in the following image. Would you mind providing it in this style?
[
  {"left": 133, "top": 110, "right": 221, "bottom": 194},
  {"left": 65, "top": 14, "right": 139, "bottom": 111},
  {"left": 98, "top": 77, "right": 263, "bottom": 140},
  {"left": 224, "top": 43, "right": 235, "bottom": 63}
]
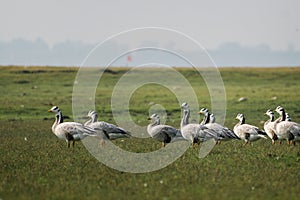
[{"left": 0, "top": 66, "right": 300, "bottom": 199}]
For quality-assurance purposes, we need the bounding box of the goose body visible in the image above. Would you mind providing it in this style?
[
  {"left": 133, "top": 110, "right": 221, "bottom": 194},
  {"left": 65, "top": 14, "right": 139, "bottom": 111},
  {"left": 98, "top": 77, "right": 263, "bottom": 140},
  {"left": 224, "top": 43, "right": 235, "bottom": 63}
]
[
  {"left": 180, "top": 103, "right": 217, "bottom": 144},
  {"left": 48, "top": 106, "right": 104, "bottom": 147},
  {"left": 263, "top": 109, "right": 278, "bottom": 144},
  {"left": 233, "top": 114, "right": 267, "bottom": 145},
  {"left": 84, "top": 110, "right": 131, "bottom": 140},
  {"left": 275, "top": 106, "right": 300, "bottom": 144},
  {"left": 147, "top": 114, "right": 183, "bottom": 147},
  {"left": 198, "top": 108, "right": 239, "bottom": 143}
]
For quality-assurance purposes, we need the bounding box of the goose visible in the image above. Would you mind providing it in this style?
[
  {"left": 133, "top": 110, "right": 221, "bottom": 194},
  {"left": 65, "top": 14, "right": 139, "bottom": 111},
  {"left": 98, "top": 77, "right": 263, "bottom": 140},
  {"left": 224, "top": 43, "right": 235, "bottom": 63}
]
[
  {"left": 263, "top": 109, "right": 278, "bottom": 144},
  {"left": 48, "top": 106, "right": 106, "bottom": 147},
  {"left": 84, "top": 110, "right": 131, "bottom": 140},
  {"left": 180, "top": 102, "right": 217, "bottom": 145},
  {"left": 197, "top": 108, "right": 239, "bottom": 143},
  {"left": 233, "top": 113, "right": 267, "bottom": 145},
  {"left": 275, "top": 106, "right": 300, "bottom": 144},
  {"left": 147, "top": 113, "right": 183, "bottom": 147}
]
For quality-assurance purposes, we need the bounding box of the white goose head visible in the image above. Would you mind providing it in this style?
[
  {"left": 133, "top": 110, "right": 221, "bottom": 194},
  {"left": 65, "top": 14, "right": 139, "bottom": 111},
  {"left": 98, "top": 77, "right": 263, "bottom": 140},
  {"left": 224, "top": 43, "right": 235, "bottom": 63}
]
[
  {"left": 235, "top": 113, "right": 245, "bottom": 123},
  {"left": 265, "top": 109, "right": 274, "bottom": 117},
  {"left": 181, "top": 102, "right": 189, "bottom": 111},
  {"left": 275, "top": 106, "right": 285, "bottom": 115},
  {"left": 198, "top": 107, "right": 209, "bottom": 115},
  {"left": 87, "top": 110, "right": 98, "bottom": 118},
  {"left": 48, "top": 106, "right": 63, "bottom": 125},
  {"left": 148, "top": 113, "right": 160, "bottom": 126},
  {"left": 148, "top": 113, "right": 160, "bottom": 120},
  {"left": 48, "top": 106, "right": 61, "bottom": 114}
]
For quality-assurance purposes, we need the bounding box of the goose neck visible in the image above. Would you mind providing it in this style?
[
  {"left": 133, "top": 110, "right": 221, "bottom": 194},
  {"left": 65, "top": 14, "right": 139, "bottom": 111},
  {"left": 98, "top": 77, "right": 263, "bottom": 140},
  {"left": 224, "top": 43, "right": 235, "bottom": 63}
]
[
  {"left": 281, "top": 110, "right": 286, "bottom": 121},
  {"left": 151, "top": 118, "right": 160, "bottom": 126},
  {"left": 181, "top": 109, "right": 190, "bottom": 128},
  {"left": 203, "top": 113, "right": 210, "bottom": 124},
  {"left": 52, "top": 112, "right": 63, "bottom": 132},
  {"left": 90, "top": 114, "right": 98, "bottom": 123}
]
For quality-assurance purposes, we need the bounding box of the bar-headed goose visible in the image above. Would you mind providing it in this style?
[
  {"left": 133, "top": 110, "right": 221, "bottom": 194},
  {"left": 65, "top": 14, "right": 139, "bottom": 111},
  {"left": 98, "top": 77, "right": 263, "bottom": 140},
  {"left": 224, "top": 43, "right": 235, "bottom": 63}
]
[
  {"left": 233, "top": 113, "right": 267, "bottom": 145},
  {"left": 263, "top": 109, "right": 278, "bottom": 144},
  {"left": 275, "top": 106, "right": 300, "bottom": 145},
  {"left": 147, "top": 113, "right": 182, "bottom": 147}
]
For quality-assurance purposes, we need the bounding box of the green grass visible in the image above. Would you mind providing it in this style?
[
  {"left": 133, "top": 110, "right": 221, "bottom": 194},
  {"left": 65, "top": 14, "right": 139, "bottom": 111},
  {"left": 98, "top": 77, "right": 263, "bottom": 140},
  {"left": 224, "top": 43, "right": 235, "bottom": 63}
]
[{"left": 0, "top": 66, "right": 300, "bottom": 200}]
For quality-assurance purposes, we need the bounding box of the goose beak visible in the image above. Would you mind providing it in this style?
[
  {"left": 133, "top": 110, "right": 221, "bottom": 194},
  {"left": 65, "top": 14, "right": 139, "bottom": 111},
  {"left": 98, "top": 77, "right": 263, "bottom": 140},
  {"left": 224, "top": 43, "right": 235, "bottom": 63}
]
[
  {"left": 48, "top": 109, "right": 52, "bottom": 112},
  {"left": 197, "top": 112, "right": 202, "bottom": 114},
  {"left": 147, "top": 117, "right": 151, "bottom": 120}
]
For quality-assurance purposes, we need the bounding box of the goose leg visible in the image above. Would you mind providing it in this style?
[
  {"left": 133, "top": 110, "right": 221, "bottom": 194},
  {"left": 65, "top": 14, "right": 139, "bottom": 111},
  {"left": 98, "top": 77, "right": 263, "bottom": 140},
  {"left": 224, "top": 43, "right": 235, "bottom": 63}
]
[
  {"left": 72, "top": 140, "right": 75, "bottom": 147},
  {"left": 243, "top": 140, "right": 249, "bottom": 146},
  {"left": 288, "top": 140, "right": 294, "bottom": 145}
]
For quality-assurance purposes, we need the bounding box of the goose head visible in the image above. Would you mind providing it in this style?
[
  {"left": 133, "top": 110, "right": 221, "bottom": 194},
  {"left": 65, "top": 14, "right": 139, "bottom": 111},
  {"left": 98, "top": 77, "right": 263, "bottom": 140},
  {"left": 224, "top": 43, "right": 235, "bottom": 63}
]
[
  {"left": 197, "top": 107, "right": 209, "bottom": 115},
  {"left": 235, "top": 113, "right": 245, "bottom": 122},
  {"left": 148, "top": 113, "right": 160, "bottom": 121},
  {"left": 181, "top": 102, "right": 189, "bottom": 111},
  {"left": 264, "top": 109, "right": 274, "bottom": 117},
  {"left": 48, "top": 106, "right": 61, "bottom": 114},
  {"left": 275, "top": 106, "right": 285, "bottom": 115},
  {"left": 87, "top": 110, "right": 98, "bottom": 118}
]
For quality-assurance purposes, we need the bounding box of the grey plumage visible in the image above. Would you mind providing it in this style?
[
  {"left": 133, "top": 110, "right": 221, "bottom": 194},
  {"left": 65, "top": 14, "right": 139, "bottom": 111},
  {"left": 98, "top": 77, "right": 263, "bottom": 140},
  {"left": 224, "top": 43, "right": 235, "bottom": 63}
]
[
  {"left": 180, "top": 103, "right": 217, "bottom": 144},
  {"left": 263, "top": 109, "right": 278, "bottom": 144},
  {"left": 275, "top": 106, "right": 300, "bottom": 144},
  {"left": 198, "top": 108, "right": 239, "bottom": 143},
  {"left": 84, "top": 110, "right": 131, "bottom": 140},
  {"left": 147, "top": 114, "right": 183, "bottom": 147},
  {"left": 233, "top": 113, "right": 267, "bottom": 145}
]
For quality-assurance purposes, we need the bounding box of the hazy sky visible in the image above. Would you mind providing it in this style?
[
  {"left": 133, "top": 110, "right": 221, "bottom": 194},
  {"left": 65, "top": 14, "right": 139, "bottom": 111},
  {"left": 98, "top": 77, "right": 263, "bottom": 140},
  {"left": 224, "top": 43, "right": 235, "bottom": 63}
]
[{"left": 1, "top": 0, "right": 299, "bottom": 51}]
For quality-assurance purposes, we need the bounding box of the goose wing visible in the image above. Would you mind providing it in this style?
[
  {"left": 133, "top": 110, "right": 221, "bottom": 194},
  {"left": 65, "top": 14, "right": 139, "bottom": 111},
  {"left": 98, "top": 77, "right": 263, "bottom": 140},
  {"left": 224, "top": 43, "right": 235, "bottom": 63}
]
[
  {"left": 57, "top": 122, "right": 98, "bottom": 140},
  {"left": 237, "top": 124, "right": 267, "bottom": 141},
  {"left": 194, "top": 124, "right": 218, "bottom": 142},
  {"left": 289, "top": 123, "right": 300, "bottom": 137},
  {"left": 206, "top": 123, "right": 239, "bottom": 140},
  {"left": 93, "top": 121, "right": 129, "bottom": 134},
  {"left": 152, "top": 128, "right": 172, "bottom": 144},
  {"left": 238, "top": 124, "right": 261, "bottom": 135},
  {"left": 103, "top": 122, "right": 129, "bottom": 134},
  {"left": 151, "top": 125, "right": 178, "bottom": 138}
]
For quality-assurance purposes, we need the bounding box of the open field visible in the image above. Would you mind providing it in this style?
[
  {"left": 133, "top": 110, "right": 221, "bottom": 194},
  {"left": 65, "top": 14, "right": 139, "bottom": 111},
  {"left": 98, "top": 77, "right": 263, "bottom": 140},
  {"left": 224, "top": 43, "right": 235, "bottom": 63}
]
[{"left": 0, "top": 66, "right": 300, "bottom": 199}]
